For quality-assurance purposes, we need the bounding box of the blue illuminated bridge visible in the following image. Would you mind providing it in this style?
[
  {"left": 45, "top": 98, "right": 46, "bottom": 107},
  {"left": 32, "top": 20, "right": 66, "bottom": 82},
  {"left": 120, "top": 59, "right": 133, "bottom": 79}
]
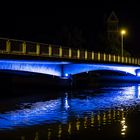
[{"left": 0, "top": 37, "right": 140, "bottom": 80}]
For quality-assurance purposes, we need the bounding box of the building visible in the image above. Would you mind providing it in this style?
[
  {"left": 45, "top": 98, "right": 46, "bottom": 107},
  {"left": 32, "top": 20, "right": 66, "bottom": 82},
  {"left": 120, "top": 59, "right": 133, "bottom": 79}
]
[{"left": 107, "top": 11, "right": 119, "bottom": 42}]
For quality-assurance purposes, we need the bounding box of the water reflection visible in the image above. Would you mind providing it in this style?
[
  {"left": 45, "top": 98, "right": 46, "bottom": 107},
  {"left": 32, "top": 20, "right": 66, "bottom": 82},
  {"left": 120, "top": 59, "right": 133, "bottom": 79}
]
[
  {"left": 64, "top": 93, "right": 70, "bottom": 110},
  {"left": 121, "top": 117, "right": 127, "bottom": 135},
  {"left": 32, "top": 109, "right": 127, "bottom": 140},
  {"left": 1, "top": 84, "right": 140, "bottom": 139}
]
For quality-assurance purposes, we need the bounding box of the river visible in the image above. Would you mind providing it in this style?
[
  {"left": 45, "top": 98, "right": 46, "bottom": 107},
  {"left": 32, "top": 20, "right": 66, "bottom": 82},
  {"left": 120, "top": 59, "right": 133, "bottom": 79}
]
[{"left": 0, "top": 83, "right": 140, "bottom": 139}]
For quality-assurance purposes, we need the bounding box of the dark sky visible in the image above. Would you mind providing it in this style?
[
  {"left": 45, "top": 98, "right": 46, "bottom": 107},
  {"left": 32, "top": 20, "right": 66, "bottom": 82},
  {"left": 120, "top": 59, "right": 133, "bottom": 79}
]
[{"left": 0, "top": 4, "right": 140, "bottom": 56}]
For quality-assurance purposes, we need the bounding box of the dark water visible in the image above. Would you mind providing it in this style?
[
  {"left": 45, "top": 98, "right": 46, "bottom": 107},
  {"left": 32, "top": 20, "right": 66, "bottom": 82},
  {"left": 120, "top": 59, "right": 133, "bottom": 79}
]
[{"left": 1, "top": 83, "right": 140, "bottom": 140}]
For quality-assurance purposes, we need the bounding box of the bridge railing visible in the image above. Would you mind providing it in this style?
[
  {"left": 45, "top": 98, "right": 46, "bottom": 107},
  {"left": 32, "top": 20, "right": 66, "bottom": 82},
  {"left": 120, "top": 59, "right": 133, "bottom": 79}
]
[{"left": 0, "top": 37, "right": 140, "bottom": 65}]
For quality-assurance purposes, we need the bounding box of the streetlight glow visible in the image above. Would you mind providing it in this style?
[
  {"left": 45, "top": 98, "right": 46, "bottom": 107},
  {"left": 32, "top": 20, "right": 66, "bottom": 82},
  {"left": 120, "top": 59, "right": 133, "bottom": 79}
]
[
  {"left": 120, "top": 29, "right": 126, "bottom": 57},
  {"left": 121, "top": 30, "right": 126, "bottom": 35}
]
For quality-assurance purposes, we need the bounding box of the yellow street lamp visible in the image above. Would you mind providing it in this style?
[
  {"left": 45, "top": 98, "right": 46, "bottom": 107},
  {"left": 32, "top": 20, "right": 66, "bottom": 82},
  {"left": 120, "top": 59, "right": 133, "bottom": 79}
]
[{"left": 120, "top": 29, "right": 126, "bottom": 57}]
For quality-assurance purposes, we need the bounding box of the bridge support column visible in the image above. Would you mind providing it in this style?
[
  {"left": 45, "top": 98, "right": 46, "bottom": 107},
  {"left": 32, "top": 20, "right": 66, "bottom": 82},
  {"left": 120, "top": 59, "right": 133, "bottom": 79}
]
[
  {"left": 98, "top": 52, "right": 100, "bottom": 61},
  {"left": 59, "top": 46, "right": 62, "bottom": 57},
  {"left": 109, "top": 54, "right": 111, "bottom": 62},
  {"left": 22, "top": 42, "right": 26, "bottom": 54},
  {"left": 69, "top": 48, "right": 72, "bottom": 58},
  {"left": 77, "top": 49, "right": 80, "bottom": 59},
  {"left": 118, "top": 55, "right": 120, "bottom": 62},
  {"left": 49, "top": 45, "right": 52, "bottom": 56},
  {"left": 36, "top": 44, "right": 40, "bottom": 55},
  {"left": 85, "top": 50, "right": 87, "bottom": 60},
  {"left": 92, "top": 51, "right": 94, "bottom": 60},
  {"left": 6, "top": 40, "right": 11, "bottom": 53}
]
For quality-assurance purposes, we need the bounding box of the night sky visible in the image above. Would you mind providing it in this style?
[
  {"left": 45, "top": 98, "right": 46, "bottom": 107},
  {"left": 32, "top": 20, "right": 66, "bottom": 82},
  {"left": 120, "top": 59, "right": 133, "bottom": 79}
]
[{"left": 0, "top": 4, "right": 140, "bottom": 56}]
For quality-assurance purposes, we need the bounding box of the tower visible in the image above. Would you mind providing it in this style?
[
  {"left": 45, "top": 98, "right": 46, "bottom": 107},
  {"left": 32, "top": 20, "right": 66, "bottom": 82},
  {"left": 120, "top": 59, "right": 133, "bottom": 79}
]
[{"left": 107, "top": 11, "right": 119, "bottom": 41}]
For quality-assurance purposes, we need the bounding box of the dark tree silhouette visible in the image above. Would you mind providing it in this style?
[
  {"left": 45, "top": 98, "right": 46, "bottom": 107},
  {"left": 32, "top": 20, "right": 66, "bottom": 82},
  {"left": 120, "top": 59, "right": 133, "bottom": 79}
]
[{"left": 58, "top": 25, "right": 86, "bottom": 49}]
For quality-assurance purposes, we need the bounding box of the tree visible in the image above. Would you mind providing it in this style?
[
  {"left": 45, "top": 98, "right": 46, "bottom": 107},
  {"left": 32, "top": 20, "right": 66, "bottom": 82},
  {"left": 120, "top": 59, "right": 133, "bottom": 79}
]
[{"left": 58, "top": 25, "right": 86, "bottom": 49}]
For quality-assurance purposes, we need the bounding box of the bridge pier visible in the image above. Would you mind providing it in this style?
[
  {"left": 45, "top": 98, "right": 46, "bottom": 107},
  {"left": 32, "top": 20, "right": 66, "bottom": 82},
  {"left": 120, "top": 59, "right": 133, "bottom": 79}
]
[{"left": 135, "top": 69, "right": 140, "bottom": 76}]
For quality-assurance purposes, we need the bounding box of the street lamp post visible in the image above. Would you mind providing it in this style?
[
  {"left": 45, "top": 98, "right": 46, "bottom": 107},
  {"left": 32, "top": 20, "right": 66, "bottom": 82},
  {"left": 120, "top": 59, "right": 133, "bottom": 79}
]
[{"left": 120, "top": 29, "right": 126, "bottom": 57}]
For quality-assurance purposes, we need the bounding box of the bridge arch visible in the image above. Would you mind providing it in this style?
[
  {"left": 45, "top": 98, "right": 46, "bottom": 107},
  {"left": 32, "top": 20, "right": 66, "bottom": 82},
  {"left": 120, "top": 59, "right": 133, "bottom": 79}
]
[
  {"left": 63, "top": 64, "right": 140, "bottom": 77},
  {"left": 0, "top": 60, "right": 140, "bottom": 80}
]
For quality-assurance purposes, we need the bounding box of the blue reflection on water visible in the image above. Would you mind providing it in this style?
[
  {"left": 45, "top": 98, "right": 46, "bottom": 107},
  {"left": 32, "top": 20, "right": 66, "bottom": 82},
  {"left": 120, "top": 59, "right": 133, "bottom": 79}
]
[
  {"left": 70, "top": 86, "right": 139, "bottom": 115},
  {"left": 0, "top": 84, "right": 140, "bottom": 130}
]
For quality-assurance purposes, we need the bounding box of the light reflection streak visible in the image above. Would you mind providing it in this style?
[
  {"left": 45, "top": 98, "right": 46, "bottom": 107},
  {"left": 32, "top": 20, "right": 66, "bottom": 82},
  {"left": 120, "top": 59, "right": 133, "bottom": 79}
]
[
  {"left": 64, "top": 93, "right": 70, "bottom": 110},
  {"left": 0, "top": 85, "right": 140, "bottom": 130},
  {"left": 121, "top": 117, "right": 127, "bottom": 135}
]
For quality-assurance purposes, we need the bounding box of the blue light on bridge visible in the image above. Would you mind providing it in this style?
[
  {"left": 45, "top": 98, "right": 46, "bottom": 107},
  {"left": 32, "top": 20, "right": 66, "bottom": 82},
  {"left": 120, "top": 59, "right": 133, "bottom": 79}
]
[
  {"left": 63, "top": 64, "right": 139, "bottom": 76},
  {"left": 0, "top": 59, "right": 63, "bottom": 76},
  {"left": 0, "top": 59, "right": 140, "bottom": 78}
]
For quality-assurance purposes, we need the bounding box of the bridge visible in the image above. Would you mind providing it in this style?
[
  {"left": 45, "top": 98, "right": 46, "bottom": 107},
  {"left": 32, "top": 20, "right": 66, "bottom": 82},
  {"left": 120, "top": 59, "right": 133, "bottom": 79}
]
[{"left": 0, "top": 37, "right": 140, "bottom": 80}]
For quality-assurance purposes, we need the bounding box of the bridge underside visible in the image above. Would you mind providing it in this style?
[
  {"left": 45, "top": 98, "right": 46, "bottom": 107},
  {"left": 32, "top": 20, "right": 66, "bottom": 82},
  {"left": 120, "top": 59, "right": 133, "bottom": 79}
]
[{"left": 0, "top": 59, "right": 140, "bottom": 77}]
